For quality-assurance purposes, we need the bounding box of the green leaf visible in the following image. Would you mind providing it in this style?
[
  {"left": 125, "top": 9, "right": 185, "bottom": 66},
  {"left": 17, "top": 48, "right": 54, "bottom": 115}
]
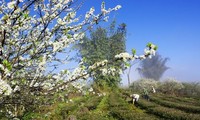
[
  {"left": 154, "top": 46, "right": 158, "bottom": 50},
  {"left": 67, "top": 34, "right": 72, "bottom": 39},
  {"left": 146, "top": 42, "right": 152, "bottom": 47},
  {"left": 39, "top": 57, "right": 43, "bottom": 62},
  {"left": 2, "top": 60, "right": 12, "bottom": 71},
  {"left": 125, "top": 62, "right": 131, "bottom": 68},
  {"left": 23, "top": 13, "right": 29, "bottom": 19},
  {"left": 132, "top": 49, "right": 136, "bottom": 55}
]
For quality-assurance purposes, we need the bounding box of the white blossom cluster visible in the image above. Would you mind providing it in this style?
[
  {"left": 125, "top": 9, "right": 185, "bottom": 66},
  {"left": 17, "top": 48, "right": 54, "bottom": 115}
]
[
  {"left": 115, "top": 52, "right": 134, "bottom": 62},
  {"left": 115, "top": 43, "right": 157, "bottom": 61},
  {"left": 0, "top": 79, "right": 12, "bottom": 96},
  {"left": 0, "top": 0, "right": 121, "bottom": 98},
  {"left": 131, "top": 78, "right": 159, "bottom": 91},
  {"left": 97, "top": 92, "right": 106, "bottom": 97},
  {"left": 100, "top": 67, "right": 119, "bottom": 76},
  {"left": 88, "top": 60, "right": 108, "bottom": 70},
  {"left": 0, "top": 62, "right": 11, "bottom": 78}
]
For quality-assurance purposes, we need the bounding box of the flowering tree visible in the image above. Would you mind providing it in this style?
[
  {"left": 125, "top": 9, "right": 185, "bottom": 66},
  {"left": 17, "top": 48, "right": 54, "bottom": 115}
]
[
  {"left": 0, "top": 0, "right": 157, "bottom": 118},
  {"left": 129, "top": 78, "right": 159, "bottom": 92},
  {"left": 0, "top": 0, "right": 123, "bottom": 118},
  {"left": 159, "top": 78, "right": 184, "bottom": 95}
]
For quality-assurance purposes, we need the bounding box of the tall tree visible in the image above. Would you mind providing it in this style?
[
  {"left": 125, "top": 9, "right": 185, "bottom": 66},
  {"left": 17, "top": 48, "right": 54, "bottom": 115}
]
[
  {"left": 137, "top": 53, "right": 169, "bottom": 81},
  {"left": 75, "top": 21, "right": 126, "bottom": 87}
]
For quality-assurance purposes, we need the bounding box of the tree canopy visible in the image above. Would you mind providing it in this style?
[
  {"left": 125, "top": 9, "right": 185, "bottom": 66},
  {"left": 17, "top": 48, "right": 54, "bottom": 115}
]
[
  {"left": 75, "top": 21, "right": 126, "bottom": 87},
  {"left": 137, "top": 53, "right": 169, "bottom": 81}
]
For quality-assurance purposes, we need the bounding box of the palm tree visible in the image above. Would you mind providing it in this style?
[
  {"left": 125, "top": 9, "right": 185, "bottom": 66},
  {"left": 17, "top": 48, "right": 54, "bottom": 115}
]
[{"left": 137, "top": 53, "right": 169, "bottom": 81}]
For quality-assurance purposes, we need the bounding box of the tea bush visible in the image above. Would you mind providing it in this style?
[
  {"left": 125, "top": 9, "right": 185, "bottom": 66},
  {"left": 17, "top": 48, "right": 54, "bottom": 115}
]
[
  {"left": 108, "top": 93, "right": 159, "bottom": 120},
  {"left": 150, "top": 96, "right": 200, "bottom": 113},
  {"left": 138, "top": 99, "right": 200, "bottom": 120}
]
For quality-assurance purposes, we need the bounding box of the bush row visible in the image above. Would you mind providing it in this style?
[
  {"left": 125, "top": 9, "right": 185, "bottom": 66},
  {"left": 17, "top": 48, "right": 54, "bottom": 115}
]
[
  {"left": 23, "top": 96, "right": 89, "bottom": 120},
  {"left": 150, "top": 96, "right": 200, "bottom": 113},
  {"left": 137, "top": 99, "right": 200, "bottom": 120},
  {"left": 154, "top": 94, "right": 200, "bottom": 106},
  {"left": 76, "top": 96, "right": 109, "bottom": 120},
  {"left": 108, "top": 93, "right": 159, "bottom": 120}
]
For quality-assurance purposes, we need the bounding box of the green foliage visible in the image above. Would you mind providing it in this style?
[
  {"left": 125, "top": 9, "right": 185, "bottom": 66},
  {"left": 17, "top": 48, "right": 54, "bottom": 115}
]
[
  {"left": 180, "top": 82, "right": 200, "bottom": 97},
  {"left": 131, "top": 49, "right": 136, "bottom": 55},
  {"left": 137, "top": 96, "right": 200, "bottom": 120},
  {"left": 154, "top": 93, "right": 200, "bottom": 107},
  {"left": 75, "top": 20, "right": 127, "bottom": 87},
  {"left": 108, "top": 92, "right": 158, "bottom": 120},
  {"left": 82, "top": 96, "right": 103, "bottom": 110},
  {"left": 150, "top": 96, "right": 200, "bottom": 113},
  {"left": 21, "top": 89, "right": 200, "bottom": 120},
  {"left": 158, "top": 78, "right": 184, "bottom": 95},
  {"left": 2, "top": 60, "right": 12, "bottom": 71},
  {"left": 137, "top": 53, "right": 169, "bottom": 81}
]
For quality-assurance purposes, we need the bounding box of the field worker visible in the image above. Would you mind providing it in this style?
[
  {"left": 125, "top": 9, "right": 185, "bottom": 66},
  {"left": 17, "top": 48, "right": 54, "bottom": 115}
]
[
  {"left": 152, "top": 86, "right": 156, "bottom": 93},
  {"left": 143, "top": 88, "right": 149, "bottom": 100},
  {"left": 130, "top": 94, "right": 140, "bottom": 104}
]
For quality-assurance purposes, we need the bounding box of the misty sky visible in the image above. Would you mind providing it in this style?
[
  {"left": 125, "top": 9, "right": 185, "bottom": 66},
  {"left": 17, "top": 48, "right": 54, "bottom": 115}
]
[{"left": 82, "top": 0, "right": 200, "bottom": 84}]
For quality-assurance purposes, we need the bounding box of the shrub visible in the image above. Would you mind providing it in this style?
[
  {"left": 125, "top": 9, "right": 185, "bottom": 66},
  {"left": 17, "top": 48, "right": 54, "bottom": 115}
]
[
  {"left": 129, "top": 78, "right": 159, "bottom": 93},
  {"left": 137, "top": 99, "right": 200, "bottom": 119},
  {"left": 158, "top": 78, "right": 184, "bottom": 95},
  {"left": 150, "top": 96, "right": 200, "bottom": 113}
]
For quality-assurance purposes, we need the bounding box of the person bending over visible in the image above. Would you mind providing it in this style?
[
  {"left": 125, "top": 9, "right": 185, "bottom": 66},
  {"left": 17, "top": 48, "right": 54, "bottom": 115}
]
[{"left": 130, "top": 94, "right": 140, "bottom": 104}]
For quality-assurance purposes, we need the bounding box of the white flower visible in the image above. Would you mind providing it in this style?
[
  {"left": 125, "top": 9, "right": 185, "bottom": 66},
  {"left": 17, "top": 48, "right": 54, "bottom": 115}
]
[
  {"left": 103, "top": 16, "right": 109, "bottom": 22},
  {"left": 19, "top": 0, "right": 24, "bottom": 2},
  {"left": 115, "top": 52, "right": 133, "bottom": 61},
  {"left": 148, "top": 55, "right": 152, "bottom": 59},
  {"left": 150, "top": 44, "right": 156, "bottom": 49},
  {"left": 88, "top": 87, "right": 93, "bottom": 92},
  {"left": 89, "top": 7, "right": 95, "bottom": 15},
  {"left": 144, "top": 48, "right": 150, "bottom": 55},
  {"left": 0, "top": 79, "right": 12, "bottom": 96},
  {"left": 114, "top": 5, "right": 122, "bottom": 10},
  {"left": 102, "top": 9, "right": 108, "bottom": 16},
  {"left": 85, "top": 13, "right": 91, "bottom": 19},
  {"left": 52, "top": 42, "right": 61, "bottom": 52},
  {"left": 134, "top": 55, "right": 139, "bottom": 59},
  {"left": 7, "top": 1, "right": 16, "bottom": 9},
  {"left": 139, "top": 55, "right": 146, "bottom": 60},
  {"left": 0, "top": 64, "right": 4, "bottom": 70},
  {"left": 69, "top": 12, "right": 76, "bottom": 19},
  {"left": 13, "top": 85, "right": 20, "bottom": 92},
  {"left": 57, "top": 18, "right": 65, "bottom": 25},
  {"left": 150, "top": 49, "right": 156, "bottom": 56}
]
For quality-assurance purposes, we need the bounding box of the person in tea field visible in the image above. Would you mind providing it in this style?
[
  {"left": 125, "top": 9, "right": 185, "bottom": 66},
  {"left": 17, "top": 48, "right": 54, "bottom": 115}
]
[
  {"left": 152, "top": 86, "right": 156, "bottom": 93},
  {"left": 130, "top": 94, "right": 140, "bottom": 104},
  {"left": 143, "top": 88, "right": 149, "bottom": 100}
]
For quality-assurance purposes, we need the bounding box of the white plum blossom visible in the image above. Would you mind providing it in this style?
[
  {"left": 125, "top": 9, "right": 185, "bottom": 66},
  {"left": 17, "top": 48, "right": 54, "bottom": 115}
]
[
  {"left": 88, "top": 60, "right": 108, "bottom": 70},
  {"left": 139, "top": 55, "right": 146, "bottom": 60},
  {"left": 13, "top": 85, "right": 20, "bottom": 92},
  {"left": 114, "top": 5, "right": 122, "bottom": 10},
  {"left": 88, "top": 87, "right": 93, "bottom": 92},
  {"left": 7, "top": 1, "right": 16, "bottom": 9},
  {"left": 0, "top": 79, "right": 12, "bottom": 96},
  {"left": 0, "top": 0, "right": 159, "bottom": 117},
  {"left": 57, "top": 18, "right": 66, "bottom": 25},
  {"left": 115, "top": 43, "right": 157, "bottom": 62},
  {"left": 115, "top": 52, "right": 133, "bottom": 62}
]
